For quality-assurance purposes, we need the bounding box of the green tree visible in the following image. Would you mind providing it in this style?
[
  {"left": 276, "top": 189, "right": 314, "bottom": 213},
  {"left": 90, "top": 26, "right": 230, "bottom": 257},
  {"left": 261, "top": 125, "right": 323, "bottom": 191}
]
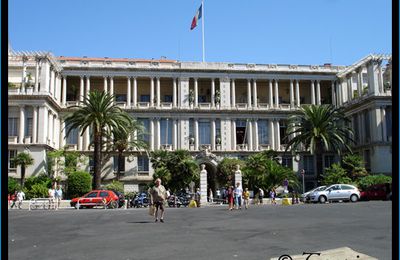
[
  {"left": 217, "top": 158, "right": 245, "bottom": 187},
  {"left": 22, "top": 173, "right": 53, "bottom": 199},
  {"left": 13, "top": 152, "right": 34, "bottom": 187},
  {"left": 64, "top": 91, "right": 133, "bottom": 189},
  {"left": 8, "top": 177, "right": 21, "bottom": 195},
  {"left": 285, "top": 105, "right": 353, "bottom": 184},
  {"left": 342, "top": 154, "right": 368, "bottom": 181},
  {"left": 67, "top": 171, "right": 92, "bottom": 199},
  {"left": 104, "top": 180, "right": 124, "bottom": 193},
  {"left": 322, "top": 163, "right": 352, "bottom": 186},
  {"left": 150, "top": 150, "right": 199, "bottom": 192}
]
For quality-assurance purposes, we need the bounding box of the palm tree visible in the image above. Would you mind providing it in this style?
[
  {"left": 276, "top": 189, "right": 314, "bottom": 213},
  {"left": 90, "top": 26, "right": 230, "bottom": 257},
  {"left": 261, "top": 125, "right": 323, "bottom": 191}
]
[
  {"left": 13, "top": 152, "right": 34, "bottom": 187},
  {"left": 285, "top": 104, "right": 354, "bottom": 184},
  {"left": 64, "top": 91, "right": 133, "bottom": 189}
]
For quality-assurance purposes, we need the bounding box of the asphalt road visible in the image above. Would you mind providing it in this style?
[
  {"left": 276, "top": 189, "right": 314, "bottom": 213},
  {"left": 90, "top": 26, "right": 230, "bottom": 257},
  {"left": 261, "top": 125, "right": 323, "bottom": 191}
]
[{"left": 8, "top": 201, "right": 392, "bottom": 260}]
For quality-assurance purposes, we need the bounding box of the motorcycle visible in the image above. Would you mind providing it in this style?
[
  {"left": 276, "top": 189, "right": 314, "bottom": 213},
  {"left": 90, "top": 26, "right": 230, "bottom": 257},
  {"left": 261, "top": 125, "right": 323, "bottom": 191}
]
[{"left": 130, "top": 193, "right": 149, "bottom": 208}]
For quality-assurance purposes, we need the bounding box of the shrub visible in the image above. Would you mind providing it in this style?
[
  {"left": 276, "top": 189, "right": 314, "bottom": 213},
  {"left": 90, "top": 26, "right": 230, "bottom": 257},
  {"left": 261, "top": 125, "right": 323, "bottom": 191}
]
[
  {"left": 23, "top": 174, "right": 52, "bottom": 191},
  {"left": 322, "top": 163, "right": 352, "bottom": 186},
  {"left": 104, "top": 180, "right": 124, "bottom": 193},
  {"left": 357, "top": 174, "right": 392, "bottom": 190},
  {"left": 67, "top": 171, "right": 92, "bottom": 199},
  {"left": 25, "top": 183, "right": 49, "bottom": 199},
  {"left": 8, "top": 177, "right": 21, "bottom": 194}
]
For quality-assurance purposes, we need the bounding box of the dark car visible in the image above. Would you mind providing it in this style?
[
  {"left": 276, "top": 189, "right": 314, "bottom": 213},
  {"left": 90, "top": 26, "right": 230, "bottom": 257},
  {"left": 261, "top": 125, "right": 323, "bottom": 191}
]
[
  {"left": 360, "top": 183, "right": 391, "bottom": 201},
  {"left": 111, "top": 190, "right": 126, "bottom": 208}
]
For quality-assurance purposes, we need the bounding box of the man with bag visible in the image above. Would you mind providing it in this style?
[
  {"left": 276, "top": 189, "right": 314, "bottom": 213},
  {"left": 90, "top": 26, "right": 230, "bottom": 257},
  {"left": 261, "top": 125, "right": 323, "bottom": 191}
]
[{"left": 149, "top": 178, "right": 167, "bottom": 223}]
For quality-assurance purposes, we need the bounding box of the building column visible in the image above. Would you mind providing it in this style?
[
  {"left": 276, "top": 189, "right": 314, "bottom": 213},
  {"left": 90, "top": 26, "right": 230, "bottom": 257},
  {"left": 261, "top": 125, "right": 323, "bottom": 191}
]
[
  {"left": 270, "top": 120, "right": 275, "bottom": 150},
  {"left": 103, "top": 76, "right": 108, "bottom": 93},
  {"left": 133, "top": 77, "right": 137, "bottom": 107},
  {"left": 211, "top": 78, "right": 215, "bottom": 108},
  {"left": 194, "top": 78, "right": 198, "bottom": 107},
  {"left": 337, "top": 81, "right": 343, "bottom": 106},
  {"left": 85, "top": 125, "right": 90, "bottom": 150},
  {"left": 53, "top": 115, "right": 57, "bottom": 146},
  {"left": 172, "top": 119, "right": 178, "bottom": 150},
  {"left": 253, "top": 79, "right": 258, "bottom": 108},
  {"left": 19, "top": 106, "right": 25, "bottom": 144},
  {"left": 331, "top": 81, "right": 336, "bottom": 106},
  {"left": 347, "top": 76, "right": 353, "bottom": 101},
  {"left": 127, "top": 77, "right": 131, "bottom": 108},
  {"left": 173, "top": 78, "right": 177, "bottom": 108},
  {"left": 274, "top": 79, "right": 279, "bottom": 108},
  {"left": 381, "top": 107, "right": 387, "bottom": 141},
  {"left": 78, "top": 128, "right": 83, "bottom": 151},
  {"left": 60, "top": 120, "right": 66, "bottom": 148},
  {"left": 378, "top": 63, "right": 384, "bottom": 93},
  {"left": 150, "top": 77, "right": 154, "bottom": 107},
  {"left": 54, "top": 73, "right": 59, "bottom": 101},
  {"left": 150, "top": 119, "right": 155, "bottom": 150},
  {"left": 50, "top": 69, "right": 55, "bottom": 96},
  {"left": 231, "top": 79, "right": 236, "bottom": 108},
  {"left": 247, "top": 120, "right": 253, "bottom": 151},
  {"left": 38, "top": 106, "right": 48, "bottom": 144},
  {"left": 86, "top": 76, "right": 90, "bottom": 99},
  {"left": 295, "top": 80, "right": 300, "bottom": 107},
  {"left": 79, "top": 76, "right": 84, "bottom": 103},
  {"left": 311, "top": 80, "right": 316, "bottom": 105},
  {"left": 34, "top": 59, "right": 39, "bottom": 92},
  {"left": 358, "top": 68, "right": 363, "bottom": 97},
  {"left": 156, "top": 118, "right": 161, "bottom": 149},
  {"left": 316, "top": 80, "right": 321, "bottom": 105},
  {"left": 109, "top": 77, "right": 114, "bottom": 100},
  {"left": 32, "top": 106, "right": 38, "bottom": 143},
  {"left": 62, "top": 76, "right": 67, "bottom": 106},
  {"left": 48, "top": 111, "right": 53, "bottom": 145},
  {"left": 269, "top": 80, "right": 274, "bottom": 108},
  {"left": 156, "top": 77, "right": 161, "bottom": 107},
  {"left": 253, "top": 119, "right": 259, "bottom": 151},
  {"left": 211, "top": 119, "right": 216, "bottom": 150},
  {"left": 247, "top": 79, "right": 252, "bottom": 108},
  {"left": 194, "top": 119, "right": 199, "bottom": 150},
  {"left": 290, "top": 79, "right": 294, "bottom": 108},
  {"left": 232, "top": 120, "right": 237, "bottom": 150},
  {"left": 275, "top": 120, "right": 281, "bottom": 151}
]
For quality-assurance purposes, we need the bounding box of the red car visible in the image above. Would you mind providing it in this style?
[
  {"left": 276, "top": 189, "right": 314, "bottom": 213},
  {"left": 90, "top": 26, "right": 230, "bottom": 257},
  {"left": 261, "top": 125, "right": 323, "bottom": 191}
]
[
  {"left": 360, "top": 183, "right": 391, "bottom": 201},
  {"left": 70, "top": 190, "right": 119, "bottom": 209}
]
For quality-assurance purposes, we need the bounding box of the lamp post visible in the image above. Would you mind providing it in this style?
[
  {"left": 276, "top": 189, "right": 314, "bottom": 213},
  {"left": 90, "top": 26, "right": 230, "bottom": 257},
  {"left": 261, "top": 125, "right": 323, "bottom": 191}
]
[{"left": 301, "top": 169, "right": 305, "bottom": 194}]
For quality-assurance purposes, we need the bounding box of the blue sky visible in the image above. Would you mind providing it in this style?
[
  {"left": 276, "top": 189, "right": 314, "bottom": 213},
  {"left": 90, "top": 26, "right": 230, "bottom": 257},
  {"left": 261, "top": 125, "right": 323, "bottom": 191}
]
[{"left": 9, "top": 0, "right": 391, "bottom": 66}]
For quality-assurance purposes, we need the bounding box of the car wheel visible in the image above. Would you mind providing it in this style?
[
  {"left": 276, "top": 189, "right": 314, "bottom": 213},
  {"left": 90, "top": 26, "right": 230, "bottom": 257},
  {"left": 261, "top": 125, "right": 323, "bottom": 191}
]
[
  {"left": 318, "top": 196, "right": 327, "bottom": 203},
  {"left": 350, "top": 194, "right": 358, "bottom": 203}
]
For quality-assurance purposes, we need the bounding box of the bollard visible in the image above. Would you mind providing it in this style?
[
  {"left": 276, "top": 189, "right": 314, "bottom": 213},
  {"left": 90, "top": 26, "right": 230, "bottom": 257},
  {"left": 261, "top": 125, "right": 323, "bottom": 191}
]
[
  {"left": 76, "top": 200, "right": 80, "bottom": 210},
  {"left": 125, "top": 199, "right": 128, "bottom": 209}
]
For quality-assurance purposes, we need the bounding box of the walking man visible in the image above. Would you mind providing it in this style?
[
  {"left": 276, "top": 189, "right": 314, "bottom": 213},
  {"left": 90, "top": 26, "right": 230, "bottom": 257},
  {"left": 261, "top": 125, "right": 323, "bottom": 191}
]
[
  {"left": 17, "top": 189, "right": 25, "bottom": 209},
  {"left": 149, "top": 178, "right": 167, "bottom": 223},
  {"left": 234, "top": 182, "right": 243, "bottom": 210}
]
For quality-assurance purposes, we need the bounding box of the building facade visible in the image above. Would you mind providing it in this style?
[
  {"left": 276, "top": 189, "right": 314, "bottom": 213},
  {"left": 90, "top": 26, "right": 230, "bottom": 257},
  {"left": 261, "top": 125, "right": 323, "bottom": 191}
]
[{"left": 8, "top": 50, "right": 392, "bottom": 192}]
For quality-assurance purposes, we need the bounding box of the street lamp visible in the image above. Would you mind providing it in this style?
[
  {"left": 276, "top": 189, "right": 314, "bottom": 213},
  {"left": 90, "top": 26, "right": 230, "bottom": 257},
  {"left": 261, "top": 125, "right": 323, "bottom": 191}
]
[{"left": 301, "top": 169, "right": 305, "bottom": 194}]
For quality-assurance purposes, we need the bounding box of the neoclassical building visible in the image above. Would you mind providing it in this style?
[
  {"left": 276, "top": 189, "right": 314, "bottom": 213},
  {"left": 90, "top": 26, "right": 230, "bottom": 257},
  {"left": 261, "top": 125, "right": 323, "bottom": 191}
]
[{"left": 8, "top": 48, "right": 392, "bottom": 192}]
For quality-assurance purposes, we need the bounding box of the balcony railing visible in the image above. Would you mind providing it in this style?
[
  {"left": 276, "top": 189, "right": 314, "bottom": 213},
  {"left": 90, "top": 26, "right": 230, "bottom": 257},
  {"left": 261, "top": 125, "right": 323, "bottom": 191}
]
[
  {"left": 279, "top": 104, "right": 291, "bottom": 110},
  {"left": 65, "top": 144, "right": 77, "bottom": 151},
  {"left": 24, "top": 136, "right": 32, "bottom": 144},
  {"left": 161, "top": 102, "right": 172, "bottom": 109},
  {"left": 161, "top": 144, "right": 172, "bottom": 151},
  {"left": 199, "top": 103, "right": 211, "bottom": 109},
  {"left": 138, "top": 102, "right": 150, "bottom": 108},
  {"left": 66, "top": 101, "right": 79, "bottom": 107},
  {"left": 258, "top": 103, "right": 269, "bottom": 109},
  {"left": 200, "top": 144, "right": 211, "bottom": 150},
  {"left": 116, "top": 102, "right": 126, "bottom": 109},
  {"left": 258, "top": 144, "right": 271, "bottom": 151},
  {"left": 236, "top": 144, "right": 248, "bottom": 151},
  {"left": 8, "top": 136, "right": 18, "bottom": 143},
  {"left": 236, "top": 103, "right": 247, "bottom": 110}
]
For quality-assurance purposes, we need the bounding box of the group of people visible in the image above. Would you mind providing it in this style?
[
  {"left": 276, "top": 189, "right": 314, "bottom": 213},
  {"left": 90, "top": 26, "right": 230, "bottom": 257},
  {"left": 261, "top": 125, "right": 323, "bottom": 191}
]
[
  {"left": 9, "top": 190, "right": 25, "bottom": 209},
  {"left": 224, "top": 182, "right": 250, "bottom": 210}
]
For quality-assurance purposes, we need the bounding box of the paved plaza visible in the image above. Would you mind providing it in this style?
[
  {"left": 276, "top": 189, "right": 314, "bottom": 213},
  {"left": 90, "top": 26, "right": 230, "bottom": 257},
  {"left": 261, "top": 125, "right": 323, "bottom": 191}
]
[{"left": 8, "top": 201, "right": 391, "bottom": 260}]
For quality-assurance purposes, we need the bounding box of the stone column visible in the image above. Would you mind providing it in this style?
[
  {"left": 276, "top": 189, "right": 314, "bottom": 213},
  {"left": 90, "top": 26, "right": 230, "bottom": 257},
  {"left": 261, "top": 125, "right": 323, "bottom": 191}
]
[
  {"left": 127, "top": 77, "right": 131, "bottom": 108},
  {"left": 347, "top": 76, "right": 352, "bottom": 101},
  {"left": 231, "top": 79, "right": 236, "bottom": 108},
  {"left": 194, "top": 119, "right": 199, "bottom": 150},
  {"left": 34, "top": 59, "right": 39, "bottom": 92},
  {"left": 62, "top": 76, "right": 67, "bottom": 106},
  {"left": 38, "top": 106, "right": 48, "bottom": 144},
  {"left": 211, "top": 78, "right": 215, "bottom": 108},
  {"left": 311, "top": 80, "right": 316, "bottom": 105},
  {"left": 274, "top": 80, "right": 279, "bottom": 108},
  {"left": 211, "top": 119, "right": 216, "bottom": 150},
  {"left": 79, "top": 76, "right": 84, "bottom": 103},
  {"left": 381, "top": 107, "right": 387, "bottom": 141},
  {"left": 357, "top": 68, "right": 363, "bottom": 97},
  {"left": 269, "top": 119, "right": 275, "bottom": 150},
  {"left": 78, "top": 128, "right": 83, "bottom": 151},
  {"left": 103, "top": 76, "right": 108, "bottom": 93},
  {"left": 86, "top": 76, "right": 90, "bottom": 99},
  {"left": 290, "top": 79, "right": 294, "bottom": 108},
  {"left": 194, "top": 78, "right": 198, "bottom": 107},
  {"left": 50, "top": 69, "right": 55, "bottom": 96},
  {"left": 253, "top": 79, "right": 258, "bottom": 108},
  {"left": 110, "top": 77, "right": 114, "bottom": 99},
  {"left": 150, "top": 119, "right": 154, "bottom": 150},
  {"left": 48, "top": 111, "right": 53, "bottom": 145},
  {"left": 41, "top": 61, "right": 50, "bottom": 93},
  {"left": 172, "top": 119, "right": 178, "bottom": 150},
  {"left": 54, "top": 73, "right": 59, "bottom": 100},
  {"left": 60, "top": 120, "right": 66, "bottom": 148},
  {"left": 156, "top": 118, "right": 161, "bottom": 150},
  {"left": 150, "top": 77, "right": 154, "bottom": 107},
  {"left": 156, "top": 77, "right": 161, "bottom": 108},
  {"left": 316, "top": 80, "right": 321, "bottom": 105},
  {"left": 133, "top": 77, "right": 137, "bottom": 107},
  {"left": 253, "top": 119, "right": 259, "bottom": 151},
  {"left": 295, "top": 80, "right": 300, "bottom": 107},
  {"left": 275, "top": 120, "right": 281, "bottom": 151},
  {"left": 179, "top": 77, "right": 189, "bottom": 108},
  {"left": 32, "top": 106, "right": 38, "bottom": 143},
  {"left": 173, "top": 78, "right": 177, "bottom": 108},
  {"left": 331, "top": 81, "right": 336, "bottom": 106},
  {"left": 247, "top": 120, "right": 253, "bottom": 151},
  {"left": 378, "top": 63, "right": 384, "bottom": 93},
  {"left": 269, "top": 80, "right": 274, "bottom": 108},
  {"left": 232, "top": 120, "right": 237, "bottom": 150},
  {"left": 85, "top": 126, "right": 90, "bottom": 150},
  {"left": 247, "top": 79, "right": 252, "bottom": 108},
  {"left": 338, "top": 81, "right": 343, "bottom": 106},
  {"left": 200, "top": 164, "right": 208, "bottom": 205},
  {"left": 19, "top": 106, "right": 25, "bottom": 144}
]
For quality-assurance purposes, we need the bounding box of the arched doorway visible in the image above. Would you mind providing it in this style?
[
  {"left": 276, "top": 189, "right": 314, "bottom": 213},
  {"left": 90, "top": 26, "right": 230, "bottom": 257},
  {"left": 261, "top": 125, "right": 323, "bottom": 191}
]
[{"left": 194, "top": 150, "right": 221, "bottom": 204}]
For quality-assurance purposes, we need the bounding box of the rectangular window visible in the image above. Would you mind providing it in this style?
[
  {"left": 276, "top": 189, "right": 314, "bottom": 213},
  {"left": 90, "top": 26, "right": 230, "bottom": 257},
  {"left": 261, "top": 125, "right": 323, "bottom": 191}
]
[
  {"left": 303, "top": 155, "right": 315, "bottom": 175},
  {"left": 198, "top": 95, "right": 206, "bottom": 103},
  {"left": 140, "top": 95, "right": 150, "bottom": 102},
  {"left": 281, "top": 156, "right": 293, "bottom": 169},
  {"left": 8, "top": 118, "right": 19, "bottom": 136},
  {"left": 25, "top": 118, "right": 33, "bottom": 137},
  {"left": 199, "top": 120, "right": 211, "bottom": 145},
  {"left": 160, "top": 119, "right": 172, "bottom": 145},
  {"left": 138, "top": 118, "right": 150, "bottom": 144},
  {"left": 280, "top": 121, "right": 287, "bottom": 145},
  {"left": 138, "top": 156, "right": 149, "bottom": 172},
  {"left": 164, "top": 95, "right": 173, "bottom": 102},
  {"left": 216, "top": 120, "right": 221, "bottom": 140},
  {"left": 8, "top": 150, "right": 17, "bottom": 170},
  {"left": 113, "top": 156, "right": 125, "bottom": 172},
  {"left": 66, "top": 123, "right": 79, "bottom": 145},
  {"left": 258, "top": 120, "right": 269, "bottom": 144},
  {"left": 324, "top": 155, "right": 335, "bottom": 169},
  {"left": 115, "top": 94, "right": 127, "bottom": 102}
]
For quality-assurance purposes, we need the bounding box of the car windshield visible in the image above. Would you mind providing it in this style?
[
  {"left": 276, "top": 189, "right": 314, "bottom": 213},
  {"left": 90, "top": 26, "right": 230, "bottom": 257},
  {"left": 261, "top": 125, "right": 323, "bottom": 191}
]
[{"left": 315, "top": 186, "right": 327, "bottom": 191}]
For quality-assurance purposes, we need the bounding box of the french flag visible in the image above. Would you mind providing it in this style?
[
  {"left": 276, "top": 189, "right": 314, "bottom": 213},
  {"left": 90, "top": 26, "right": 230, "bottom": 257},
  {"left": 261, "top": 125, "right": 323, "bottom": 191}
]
[{"left": 190, "top": 4, "right": 202, "bottom": 30}]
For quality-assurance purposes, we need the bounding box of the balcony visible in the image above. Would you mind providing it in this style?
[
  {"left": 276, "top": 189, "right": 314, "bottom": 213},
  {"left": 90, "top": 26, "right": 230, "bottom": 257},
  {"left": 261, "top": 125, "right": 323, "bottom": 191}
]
[
  {"left": 66, "top": 101, "right": 79, "bottom": 107},
  {"left": 259, "top": 144, "right": 271, "bottom": 151},
  {"left": 258, "top": 103, "right": 269, "bottom": 109},
  {"left": 279, "top": 104, "right": 291, "bottom": 110},
  {"left": 200, "top": 144, "right": 211, "bottom": 151},
  {"left": 138, "top": 102, "right": 150, "bottom": 109},
  {"left": 160, "top": 144, "right": 172, "bottom": 151},
  {"left": 65, "top": 144, "right": 77, "bottom": 151},
  {"left": 198, "top": 103, "right": 211, "bottom": 110},
  {"left": 236, "top": 144, "right": 248, "bottom": 151},
  {"left": 161, "top": 102, "right": 172, "bottom": 109},
  {"left": 8, "top": 136, "right": 18, "bottom": 143},
  {"left": 116, "top": 102, "right": 126, "bottom": 109},
  {"left": 236, "top": 103, "right": 247, "bottom": 110},
  {"left": 24, "top": 136, "right": 32, "bottom": 144}
]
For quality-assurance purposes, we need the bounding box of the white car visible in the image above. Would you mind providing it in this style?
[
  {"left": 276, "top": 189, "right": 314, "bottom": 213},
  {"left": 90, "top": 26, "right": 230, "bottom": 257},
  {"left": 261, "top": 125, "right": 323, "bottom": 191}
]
[
  {"left": 301, "top": 186, "right": 327, "bottom": 202},
  {"left": 308, "top": 184, "right": 361, "bottom": 203}
]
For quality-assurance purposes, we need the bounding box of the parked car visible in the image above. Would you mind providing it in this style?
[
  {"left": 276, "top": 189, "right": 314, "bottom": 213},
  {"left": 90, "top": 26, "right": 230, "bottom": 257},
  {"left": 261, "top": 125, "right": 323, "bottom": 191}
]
[
  {"left": 70, "top": 190, "right": 119, "bottom": 209},
  {"left": 308, "top": 184, "right": 360, "bottom": 203},
  {"left": 301, "top": 186, "right": 327, "bottom": 202},
  {"left": 111, "top": 190, "right": 126, "bottom": 208},
  {"left": 130, "top": 192, "right": 150, "bottom": 208},
  {"left": 360, "top": 183, "right": 391, "bottom": 201}
]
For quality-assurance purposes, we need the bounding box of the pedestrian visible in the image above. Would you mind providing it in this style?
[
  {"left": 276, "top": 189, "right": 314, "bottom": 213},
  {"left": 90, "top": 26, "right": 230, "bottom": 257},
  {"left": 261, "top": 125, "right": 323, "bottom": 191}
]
[
  {"left": 227, "top": 186, "right": 234, "bottom": 210},
  {"left": 259, "top": 188, "right": 264, "bottom": 205},
  {"left": 270, "top": 188, "right": 276, "bottom": 205},
  {"left": 10, "top": 191, "right": 18, "bottom": 209},
  {"left": 208, "top": 188, "right": 213, "bottom": 203},
  {"left": 55, "top": 185, "right": 63, "bottom": 210},
  {"left": 234, "top": 182, "right": 243, "bottom": 210},
  {"left": 216, "top": 189, "right": 221, "bottom": 200},
  {"left": 166, "top": 188, "right": 171, "bottom": 199},
  {"left": 48, "top": 184, "right": 56, "bottom": 209},
  {"left": 149, "top": 178, "right": 167, "bottom": 223},
  {"left": 195, "top": 188, "right": 201, "bottom": 207},
  {"left": 243, "top": 187, "right": 250, "bottom": 209},
  {"left": 17, "top": 189, "right": 25, "bottom": 209}
]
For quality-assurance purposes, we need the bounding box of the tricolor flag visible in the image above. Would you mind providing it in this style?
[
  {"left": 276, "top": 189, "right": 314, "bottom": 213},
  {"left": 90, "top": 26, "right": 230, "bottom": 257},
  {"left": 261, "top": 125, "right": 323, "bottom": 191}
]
[{"left": 190, "top": 4, "right": 202, "bottom": 30}]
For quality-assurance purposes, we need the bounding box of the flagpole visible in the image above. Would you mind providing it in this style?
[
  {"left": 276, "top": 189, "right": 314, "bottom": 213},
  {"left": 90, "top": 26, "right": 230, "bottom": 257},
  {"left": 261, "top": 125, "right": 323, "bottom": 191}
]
[{"left": 201, "top": 0, "right": 205, "bottom": 62}]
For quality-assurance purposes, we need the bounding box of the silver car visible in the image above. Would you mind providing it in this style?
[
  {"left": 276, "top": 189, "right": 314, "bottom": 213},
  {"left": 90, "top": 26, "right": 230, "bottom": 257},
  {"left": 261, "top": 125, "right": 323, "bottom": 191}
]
[
  {"left": 301, "top": 186, "right": 326, "bottom": 202},
  {"left": 308, "top": 184, "right": 361, "bottom": 203}
]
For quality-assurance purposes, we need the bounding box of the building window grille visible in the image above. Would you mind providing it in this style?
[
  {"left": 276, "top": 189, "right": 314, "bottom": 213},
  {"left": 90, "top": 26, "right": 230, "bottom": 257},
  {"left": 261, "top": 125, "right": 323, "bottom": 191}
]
[
  {"left": 8, "top": 118, "right": 19, "bottom": 136},
  {"left": 138, "top": 156, "right": 149, "bottom": 172}
]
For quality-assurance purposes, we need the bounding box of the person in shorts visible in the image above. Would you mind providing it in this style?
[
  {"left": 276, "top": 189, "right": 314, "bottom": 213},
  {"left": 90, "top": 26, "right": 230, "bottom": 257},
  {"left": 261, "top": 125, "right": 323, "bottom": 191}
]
[{"left": 149, "top": 178, "right": 167, "bottom": 223}]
